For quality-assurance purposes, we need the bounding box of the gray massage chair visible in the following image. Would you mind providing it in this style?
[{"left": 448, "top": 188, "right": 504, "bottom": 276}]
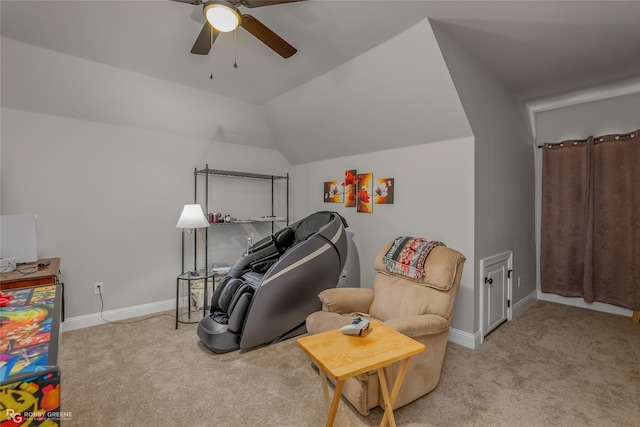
[{"left": 197, "top": 211, "right": 349, "bottom": 353}]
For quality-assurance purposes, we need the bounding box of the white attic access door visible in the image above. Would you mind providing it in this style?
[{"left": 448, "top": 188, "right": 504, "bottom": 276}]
[{"left": 480, "top": 251, "right": 513, "bottom": 342}]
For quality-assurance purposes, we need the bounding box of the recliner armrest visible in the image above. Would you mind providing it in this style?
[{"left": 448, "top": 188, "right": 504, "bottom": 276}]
[
  {"left": 384, "top": 314, "right": 450, "bottom": 337},
  {"left": 317, "top": 288, "right": 375, "bottom": 314}
]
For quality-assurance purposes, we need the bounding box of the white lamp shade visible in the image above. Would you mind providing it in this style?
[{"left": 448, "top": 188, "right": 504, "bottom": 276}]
[
  {"left": 204, "top": 2, "right": 241, "bottom": 32},
  {"left": 176, "top": 204, "right": 210, "bottom": 229}
]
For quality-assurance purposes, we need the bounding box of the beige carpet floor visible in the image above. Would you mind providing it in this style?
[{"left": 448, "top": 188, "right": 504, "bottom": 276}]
[{"left": 58, "top": 301, "right": 640, "bottom": 426}]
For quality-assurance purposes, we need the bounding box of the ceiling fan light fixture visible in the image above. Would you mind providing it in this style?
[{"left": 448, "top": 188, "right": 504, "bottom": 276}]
[{"left": 204, "top": 1, "right": 241, "bottom": 33}]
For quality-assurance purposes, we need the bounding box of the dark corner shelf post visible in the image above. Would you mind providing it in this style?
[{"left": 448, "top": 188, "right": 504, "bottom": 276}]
[
  {"left": 193, "top": 167, "right": 198, "bottom": 273},
  {"left": 205, "top": 164, "right": 210, "bottom": 316},
  {"left": 271, "top": 175, "right": 275, "bottom": 233}
]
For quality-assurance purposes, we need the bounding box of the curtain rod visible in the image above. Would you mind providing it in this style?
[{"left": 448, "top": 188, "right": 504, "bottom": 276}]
[
  {"left": 537, "top": 141, "right": 588, "bottom": 149},
  {"left": 537, "top": 130, "right": 637, "bottom": 149}
]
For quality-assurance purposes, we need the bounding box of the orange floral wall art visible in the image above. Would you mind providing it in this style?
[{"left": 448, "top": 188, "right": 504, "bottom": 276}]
[
  {"left": 357, "top": 173, "right": 373, "bottom": 213},
  {"left": 342, "top": 169, "right": 357, "bottom": 208},
  {"left": 374, "top": 178, "right": 394, "bottom": 204},
  {"left": 323, "top": 181, "right": 343, "bottom": 203}
]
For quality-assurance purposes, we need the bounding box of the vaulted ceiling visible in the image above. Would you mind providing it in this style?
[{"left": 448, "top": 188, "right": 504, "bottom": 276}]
[
  {"left": 2, "top": 1, "right": 639, "bottom": 163},
  {"left": 3, "top": 1, "right": 639, "bottom": 104}
]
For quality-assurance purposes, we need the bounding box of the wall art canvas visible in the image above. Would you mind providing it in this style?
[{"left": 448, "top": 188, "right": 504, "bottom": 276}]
[
  {"left": 357, "top": 172, "right": 373, "bottom": 213},
  {"left": 342, "top": 169, "right": 357, "bottom": 207},
  {"left": 323, "top": 181, "right": 343, "bottom": 203},
  {"left": 374, "top": 178, "right": 394, "bottom": 204}
]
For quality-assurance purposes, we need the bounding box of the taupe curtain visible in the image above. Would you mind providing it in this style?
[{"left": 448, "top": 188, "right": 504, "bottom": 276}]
[{"left": 540, "top": 130, "right": 640, "bottom": 311}]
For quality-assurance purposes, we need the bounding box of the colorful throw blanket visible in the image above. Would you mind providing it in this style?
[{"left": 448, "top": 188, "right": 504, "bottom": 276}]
[{"left": 382, "top": 237, "right": 445, "bottom": 279}]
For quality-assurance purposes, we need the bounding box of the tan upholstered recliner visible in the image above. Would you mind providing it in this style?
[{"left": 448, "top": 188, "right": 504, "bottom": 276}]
[{"left": 305, "top": 241, "right": 465, "bottom": 415}]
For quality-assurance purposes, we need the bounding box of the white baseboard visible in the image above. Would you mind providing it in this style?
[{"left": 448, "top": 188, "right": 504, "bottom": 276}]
[
  {"left": 448, "top": 327, "right": 479, "bottom": 350},
  {"left": 62, "top": 290, "right": 633, "bottom": 349},
  {"left": 63, "top": 297, "right": 482, "bottom": 350},
  {"left": 512, "top": 290, "right": 538, "bottom": 320},
  {"left": 62, "top": 300, "right": 479, "bottom": 346},
  {"left": 61, "top": 298, "right": 176, "bottom": 332},
  {"left": 449, "top": 290, "right": 634, "bottom": 351},
  {"left": 537, "top": 291, "right": 634, "bottom": 318},
  {"left": 449, "top": 291, "right": 538, "bottom": 350}
]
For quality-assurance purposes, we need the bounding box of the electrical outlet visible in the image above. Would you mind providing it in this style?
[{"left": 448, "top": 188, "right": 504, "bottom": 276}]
[
  {"left": 517, "top": 276, "right": 521, "bottom": 288},
  {"left": 94, "top": 282, "right": 104, "bottom": 295}
]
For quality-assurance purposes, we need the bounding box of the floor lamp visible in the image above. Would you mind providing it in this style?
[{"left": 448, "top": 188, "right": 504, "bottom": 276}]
[{"left": 175, "top": 204, "right": 210, "bottom": 275}]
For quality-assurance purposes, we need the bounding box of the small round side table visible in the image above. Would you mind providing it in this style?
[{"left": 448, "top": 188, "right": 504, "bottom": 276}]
[{"left": 175, "top": 269, "right": 217, "bottom": 329}]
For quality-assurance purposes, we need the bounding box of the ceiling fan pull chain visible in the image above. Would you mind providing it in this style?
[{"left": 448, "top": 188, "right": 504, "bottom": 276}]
[
  {"left": 210, "top": 27, "right": 215, "bottom": 79},
  {"left": 233, "top": 28, "right": 238, "bottom": 69}
]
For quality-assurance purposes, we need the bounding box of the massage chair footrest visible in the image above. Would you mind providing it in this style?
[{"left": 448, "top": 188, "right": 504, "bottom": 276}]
[{"left": 197, "top": 315, "right": 240, "bottom": 354}]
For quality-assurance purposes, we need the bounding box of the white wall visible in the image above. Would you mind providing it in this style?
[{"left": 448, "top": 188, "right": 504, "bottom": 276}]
[
  {"left": 1, "top": 107, "right": 290, "bottom": 320},
  {"left": 291, "top": 137, "right": 475, "bottom": 333},
  {"left": 432, "top": 22, "right": 538, "bottom": 332},
  {"left": 532, "top": 89, "right": 640, "bottom": 317}
]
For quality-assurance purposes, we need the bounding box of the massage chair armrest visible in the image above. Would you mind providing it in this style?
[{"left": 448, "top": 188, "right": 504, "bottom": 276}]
[
  {"left": 383, "top": 314, "right": 450, "bottom": 338},
  {"left": 317, "top": 287, "right": 375, "bottom": 314}
]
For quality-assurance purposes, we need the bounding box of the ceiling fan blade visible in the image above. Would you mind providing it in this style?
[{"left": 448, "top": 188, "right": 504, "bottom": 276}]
[
  {"left": 241, "top": 0, "right": 305, "bottom": 8},
  {"left": 171, "top": 0, "right": 203, "bottom": 4},
  {"left": 240, "top": 14, "right": 297, "bottom": 58},
  {"left": 191, "top": 23, "right": 219, "bottom": 55}
]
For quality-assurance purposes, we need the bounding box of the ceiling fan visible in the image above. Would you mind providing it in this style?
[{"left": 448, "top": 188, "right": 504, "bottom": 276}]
[{"left": 172, "top": 0, "right": 304, "bottom": 58}]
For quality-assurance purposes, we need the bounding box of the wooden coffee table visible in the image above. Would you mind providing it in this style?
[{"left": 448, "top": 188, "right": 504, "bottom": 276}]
[{"left": 297, "top": 320, "right": 425, "bottom": 427}]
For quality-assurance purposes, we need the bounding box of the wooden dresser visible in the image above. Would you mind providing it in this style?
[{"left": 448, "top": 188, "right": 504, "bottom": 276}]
[{"left": 0, "top": 257, "right": 61, "bottom": 290}]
